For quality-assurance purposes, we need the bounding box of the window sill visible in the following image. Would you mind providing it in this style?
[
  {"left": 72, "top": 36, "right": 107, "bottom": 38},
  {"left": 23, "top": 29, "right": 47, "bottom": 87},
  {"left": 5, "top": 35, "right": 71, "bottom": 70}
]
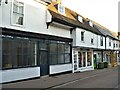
[
  {"left": 81, "top": 41, "right": 85, "bottom": 43},
  {"left": 11, "top": 23, "right": 25, "bottom": 28}
]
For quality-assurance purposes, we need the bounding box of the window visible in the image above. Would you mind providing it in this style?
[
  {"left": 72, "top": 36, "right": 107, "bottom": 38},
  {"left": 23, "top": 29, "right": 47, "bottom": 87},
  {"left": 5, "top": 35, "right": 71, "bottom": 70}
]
[
  {"left": 50, "top": 41, "right": 71, "bottom": 65},
  {"left": 2, "top": 38, "right": 13, "bottom": 68},
  {"left": 116, "top": 43, "right": 118, "bottom": 48},
  {"left": 100, "top": 36, "right": 103, "bottom": 46},
  {"left": 58, "top": 4, "right": 65, "bottom": 15},
  {"left": 89, "top": 21, "right": 93, "bottom": 27},
  {"left": 91, "top": 38, "right": 93, "bottom": 44},
  {"left": 109, "top": 39, "right": 111, "bottom": 46},
  {"left": 87, "top": 52, "right": 92, "bottom": 66},
  {"left": 81, "top": 31, "right": 84, "bottom": 41},
  {"left": 2, "top": 35, "right": 37, "bottom": 69},
  {"left": 78, "top": 16, "right": 83, "bottom": 22},
  {"left": 12, "top": 0, "right": 24, "bottom": 25},
  {"left": 113, "top": 43, "right": 115, "bottom": 48}
]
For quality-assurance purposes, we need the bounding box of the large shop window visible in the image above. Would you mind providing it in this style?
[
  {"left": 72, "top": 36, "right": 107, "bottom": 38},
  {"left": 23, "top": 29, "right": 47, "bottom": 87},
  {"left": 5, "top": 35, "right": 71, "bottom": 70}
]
[
  {"left": 12, "top": 0, "right": 24, "bottom": 25},
  {"left": 2, "top": 38, "right": 13, "bottom": 68},
  {"left": 50, "top": 41, "right": 71, "bottom": 65},
  {"left": 2, "top": 36, "right": 37, "bottom": 69},
  {"left": 87, "top": 52, "right": 92, "bottom": 66}
]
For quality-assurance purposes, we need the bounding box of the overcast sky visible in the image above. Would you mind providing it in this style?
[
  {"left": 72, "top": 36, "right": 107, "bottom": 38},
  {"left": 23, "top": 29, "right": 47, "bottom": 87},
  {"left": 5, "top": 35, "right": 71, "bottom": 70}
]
[{"left": 62, "top": 0, "right": 119, "bottom": 33}]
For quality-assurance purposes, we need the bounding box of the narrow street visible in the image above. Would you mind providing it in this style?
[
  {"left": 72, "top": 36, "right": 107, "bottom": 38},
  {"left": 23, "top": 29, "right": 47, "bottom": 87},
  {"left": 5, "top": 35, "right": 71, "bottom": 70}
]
[
  {"left": 51, "top": 67, "right": 118, "bottom": 88},
  {"left": 2, "top": 67, "right": 118, "bottom": 89}
]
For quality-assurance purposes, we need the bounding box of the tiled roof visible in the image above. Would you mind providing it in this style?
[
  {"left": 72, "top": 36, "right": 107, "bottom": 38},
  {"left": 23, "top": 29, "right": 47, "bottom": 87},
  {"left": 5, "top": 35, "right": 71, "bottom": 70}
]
[
  {"left": 48, "top": 2, "right": 102, "bottom": 35},
  {"left": 90, "top": 20, "right": 118, "bottom": 39}
]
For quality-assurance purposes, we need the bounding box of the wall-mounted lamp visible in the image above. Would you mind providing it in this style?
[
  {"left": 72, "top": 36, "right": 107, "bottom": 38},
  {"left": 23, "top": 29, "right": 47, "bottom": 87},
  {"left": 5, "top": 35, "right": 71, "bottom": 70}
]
[
  {"left": 0, "top": 0, "right": 2, "bottom": 6},
  {"left": 5, "top": 0, "right": 8, "bottom": 4}
]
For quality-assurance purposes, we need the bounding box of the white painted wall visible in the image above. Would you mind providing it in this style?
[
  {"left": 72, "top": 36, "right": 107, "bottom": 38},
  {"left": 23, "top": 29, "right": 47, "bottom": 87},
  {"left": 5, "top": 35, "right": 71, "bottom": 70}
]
[
  {"left": 1, "top": 67, "right": 40, "bottom": 83},
  {"left": 50, "top": 64, "right": 72, "bottom": 74},
  {"left": 72, "top": 28, "right": 98, "bottom": 49},
  {"left": 1, "top": 0, "right": 71, "bottom": 39},
  {"left": 48, "top": 23, "right": 71, "bottom": 38}
]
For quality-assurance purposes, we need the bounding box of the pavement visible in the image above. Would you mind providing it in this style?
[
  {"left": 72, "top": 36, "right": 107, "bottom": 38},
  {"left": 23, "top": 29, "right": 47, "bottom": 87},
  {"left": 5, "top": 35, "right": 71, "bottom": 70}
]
[{"left": 2, "top": 66, "right": 118, "bottom": 89}]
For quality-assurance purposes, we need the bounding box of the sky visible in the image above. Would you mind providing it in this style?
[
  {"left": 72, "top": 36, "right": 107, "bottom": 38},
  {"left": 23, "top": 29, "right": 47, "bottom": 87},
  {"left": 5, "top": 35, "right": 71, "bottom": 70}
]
[{"left": 62, "top": 0, "right": 119, "bottom": 33}]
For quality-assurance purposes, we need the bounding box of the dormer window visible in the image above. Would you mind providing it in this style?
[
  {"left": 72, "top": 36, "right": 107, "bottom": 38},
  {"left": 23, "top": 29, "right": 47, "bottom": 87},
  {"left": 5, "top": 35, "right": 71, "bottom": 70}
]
[
  {"left": 89, "top": 21, "right": 93, "bottom": 27},
  {"left": 78, "top": 16, "right": 83, "bottom": 22},
  {"left": 58, "top": 4, "right": 65, "bottom": 15}
]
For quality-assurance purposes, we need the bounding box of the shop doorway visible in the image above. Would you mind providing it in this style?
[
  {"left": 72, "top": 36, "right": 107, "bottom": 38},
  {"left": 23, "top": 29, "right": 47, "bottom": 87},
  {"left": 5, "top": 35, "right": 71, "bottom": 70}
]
[{"left": 39, "top": 40, "right": 49, "bottom": 76}]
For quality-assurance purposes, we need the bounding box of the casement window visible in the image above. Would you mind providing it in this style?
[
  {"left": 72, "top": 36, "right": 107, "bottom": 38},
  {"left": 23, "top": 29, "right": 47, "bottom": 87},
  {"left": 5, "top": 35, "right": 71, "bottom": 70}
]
[
  {"left": 50, "top": 41, "right": 71, "bottom": 65},
  {"left": 12, "top": 0, "right": 24, "bottom": 26},
  {"left": 58, "top": 4, "right": 65, "bottom": 15},
  {"left": 100, "top": 36, "right": 103, "bottom": 46},
  {"left": 81, "top": 31, "right": 84, "bottom": 41}
]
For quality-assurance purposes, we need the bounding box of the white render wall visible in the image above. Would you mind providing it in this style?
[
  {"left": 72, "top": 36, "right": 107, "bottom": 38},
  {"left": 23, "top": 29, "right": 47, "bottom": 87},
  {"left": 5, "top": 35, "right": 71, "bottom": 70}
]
[
  {"left": 72, "top": 28, "right": 98, "bottom": 49},
  {"left": 50, "top": 64, "right": 72, "bottom": 74},
  {"left": 1, "top": 67, "right": 40, "bottom": 83},
  {"left": 1, "top": 0, "right": 71, "bottom": 38}
]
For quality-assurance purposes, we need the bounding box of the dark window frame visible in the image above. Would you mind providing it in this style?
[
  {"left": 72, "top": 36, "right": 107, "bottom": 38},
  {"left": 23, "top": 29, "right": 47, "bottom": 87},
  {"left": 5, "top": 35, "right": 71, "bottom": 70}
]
[
  {"left": 81, "top": 31, "right": 84, "bottom": 41},
  {"left": 2, "top": 35, "right": 37, "bottom": 70}
]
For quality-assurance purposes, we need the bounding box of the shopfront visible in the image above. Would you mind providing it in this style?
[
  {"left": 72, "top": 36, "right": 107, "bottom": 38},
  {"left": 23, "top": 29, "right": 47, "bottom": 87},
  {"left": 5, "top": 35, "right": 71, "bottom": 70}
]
[
  {"left": 1, "top": 29, "right": 72, "bottom": 83},
  {"left": 72, "top": 48, "right": 94, "bottom": 72}
]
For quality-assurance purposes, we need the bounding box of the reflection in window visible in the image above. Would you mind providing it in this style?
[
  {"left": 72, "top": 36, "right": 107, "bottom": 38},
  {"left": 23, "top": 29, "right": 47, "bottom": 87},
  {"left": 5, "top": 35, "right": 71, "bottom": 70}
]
[
  {"left": 87, "top": 52, "right": 92, "bottom": 66},
  {"left": 2, "top": 39, "right": 12, "bottom": 68},
  {"left": 13, "top": 0, "right": 24, "bottom": 25},
  {"left": 14, "top": 39, "right": 23, "bottom": 67}
]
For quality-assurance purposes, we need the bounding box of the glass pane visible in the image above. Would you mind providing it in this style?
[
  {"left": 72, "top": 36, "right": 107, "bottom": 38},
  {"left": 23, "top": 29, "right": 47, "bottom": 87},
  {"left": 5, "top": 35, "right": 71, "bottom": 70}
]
[
  {"left": 65, "top": 45, "right": 70, "bottom": 53},
  {"left": 31, "top": 42, "right": 37, "bottom": 66},
  {"left": 2, "top": 39, "right": 12, "bottom": 68},
  {"left": 13, "top": 39, "right": 23, "bottom": 67},
  {"left": 39, "top": 40, "right": 47, "bottom": 51},
  {"left": 13, "top": 13, "right": 23, "bottom": 25},
  {"left": 78, "top": 52, "right": 82, "bottom": 67},
  {"left": 13, "top": 4, "right": 18, "bottom": 13},
  {"left": 83, "top": 52, "right": 86, "bottom": 67},
  {"left": 58, "top": 54, "right": 64, "bottom": 64},
  {"left": 87, "top": 52, "right": 92, "bottom": 66},
  {"left": 49, "top": 43, "right": 57, "bottom": 53},
  {"left": 23, "top": 40, "right": 31, "bottom": 66},
  {"left": 50, "top": 54, "right": 57, "bottom": 64},
  {"left": 19, "top": 5, "right": 24, "bottom": 14},
  {"left": 2, "top": 55, "right": 12, "bottom": 68},
  {"left": 58, "top": 44, "right": 64, "bottom": 53},
  {"left": 65, "top": 54, "right": 70, "bottom": 63},
  {"left": 40, "top": 52, "right": 47, "bottom": 64}
]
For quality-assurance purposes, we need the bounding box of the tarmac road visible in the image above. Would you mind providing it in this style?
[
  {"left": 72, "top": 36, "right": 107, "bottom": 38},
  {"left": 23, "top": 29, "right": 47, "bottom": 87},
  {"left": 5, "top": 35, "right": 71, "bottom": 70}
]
[{"left": 52, "top": 68, "right": 118, "bottom": 88}]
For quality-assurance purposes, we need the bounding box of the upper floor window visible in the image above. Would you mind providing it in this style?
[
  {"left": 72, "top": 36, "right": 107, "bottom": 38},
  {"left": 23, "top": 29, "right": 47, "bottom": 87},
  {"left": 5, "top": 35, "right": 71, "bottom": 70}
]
[
  {"left": 100, "top": 36, "right": 103, "bottom": 46},
  {"left": 89, "top": 21, "right": 93, "bottom": 27},
  {"left": 116, "top": 43, "right": 118, "bottom": 48},
  {"left": 91, "top": 38, "right": 93, "bottom": 44},
  {"left": 109, "top": 39, "right": 111, "bottom": 46},
  {"left": 81, "top": 31, "right": 84, "bottom": 41},
  {"left": 12, "top": 0, "right": 24, "bottom": 26},
  {"left": 58, "top": 4, "right": 65, "bottom": 15},
  {"left": 113, "top": 43, "right": 115, "bottom": 48},
  {"left": 78, "top": 16, "right": 83, "bottom": 22}
]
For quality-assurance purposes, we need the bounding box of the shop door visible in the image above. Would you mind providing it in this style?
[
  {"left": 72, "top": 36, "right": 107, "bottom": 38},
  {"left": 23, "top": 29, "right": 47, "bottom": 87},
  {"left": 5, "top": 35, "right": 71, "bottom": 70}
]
[
  {"left": 39, "top": 40, "right": 49, "bottom": 76},
  {"left": 40, "top": 51, "right": 49, "bottom": 76},
  {"left": 94, "top": 54, "right": 97, "bottom": 69}
]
